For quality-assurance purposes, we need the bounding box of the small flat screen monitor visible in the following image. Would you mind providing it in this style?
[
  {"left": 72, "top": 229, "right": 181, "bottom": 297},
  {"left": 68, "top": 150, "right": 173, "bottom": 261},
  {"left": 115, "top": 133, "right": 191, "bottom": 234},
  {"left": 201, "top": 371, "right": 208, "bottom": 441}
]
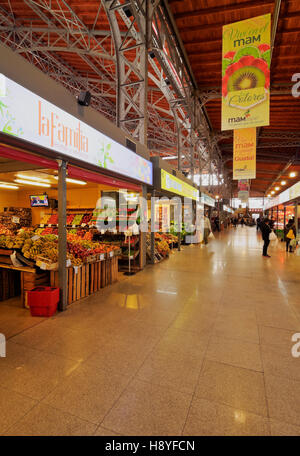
[{"left": 30, "top": 194, "right": 49, "bottom": 207}]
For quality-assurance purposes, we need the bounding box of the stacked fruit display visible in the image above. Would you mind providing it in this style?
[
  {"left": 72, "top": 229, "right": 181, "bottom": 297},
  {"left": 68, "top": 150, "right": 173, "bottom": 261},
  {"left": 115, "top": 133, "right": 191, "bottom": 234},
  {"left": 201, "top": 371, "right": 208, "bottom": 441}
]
[
  {"left": 0, "top": 229, "right": 35, "bottom": 249},
  {"left": 40, "top": 214, "right": 50, "bottom": 225},
  {"left": 81, "top": 213, "right": 92, "bottom": 224},
  {"left": 22, "top": 235, "right": 58, "bottom": 262},
  {"left": 72, "top": 214, "right": 84, "bottom": 225},
  {"left": 0, "top": 227, "right": 121, "bottom": 268},
  {"left": 0, "top": 224, "right": 13, "bottom": 236},
  {"left": 66, "top": 214, "right": 75, "bottom": 225},
  {"left": 48, "top": 214, "right": 58, "bottom": 224},
  {"left": 156, "top": 239, "right": 170, "bottom": 256}
]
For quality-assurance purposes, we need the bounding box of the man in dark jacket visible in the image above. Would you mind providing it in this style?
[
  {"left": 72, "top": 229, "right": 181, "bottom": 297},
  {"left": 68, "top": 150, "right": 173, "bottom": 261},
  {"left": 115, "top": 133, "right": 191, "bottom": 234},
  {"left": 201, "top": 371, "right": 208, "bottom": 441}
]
[{"left": 260, "top": 218, "right": 272, "bottom": 257}]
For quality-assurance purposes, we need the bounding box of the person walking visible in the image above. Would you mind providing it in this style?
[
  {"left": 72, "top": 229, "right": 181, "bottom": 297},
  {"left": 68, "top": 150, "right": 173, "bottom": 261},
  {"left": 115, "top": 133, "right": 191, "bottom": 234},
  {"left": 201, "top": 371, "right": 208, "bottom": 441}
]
[
  {"left": 214, "top": 215, "right": 220, "bottom": 232},
  {"left": 284, "top": 218, "right": 296, "bottom": 252},
  {"left": 203, "top": 213, "right": 212, "bottom": 245},
  {"left": 260, "top": 218, "right": 272, "bottom": 257},
  {"left": 240, "top": 217, "right": 245, "bottom": 228}
]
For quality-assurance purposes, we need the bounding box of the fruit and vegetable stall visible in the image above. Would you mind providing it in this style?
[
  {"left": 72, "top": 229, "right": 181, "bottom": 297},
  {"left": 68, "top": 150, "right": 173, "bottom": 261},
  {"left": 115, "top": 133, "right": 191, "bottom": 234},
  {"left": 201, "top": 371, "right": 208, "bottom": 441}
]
[{"left": 0, "top": 225, "right": 121, "bottom": 307}]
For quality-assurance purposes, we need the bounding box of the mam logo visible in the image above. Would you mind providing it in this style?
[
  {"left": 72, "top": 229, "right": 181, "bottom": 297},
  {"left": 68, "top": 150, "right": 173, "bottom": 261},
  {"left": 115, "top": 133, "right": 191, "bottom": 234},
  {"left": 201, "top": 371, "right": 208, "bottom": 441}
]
[
  {"left": 228, "top": 116, "right": 246, "bottom": 124},
  {"left": 0, "top": 333, "right": 6, "bottom": 357}
]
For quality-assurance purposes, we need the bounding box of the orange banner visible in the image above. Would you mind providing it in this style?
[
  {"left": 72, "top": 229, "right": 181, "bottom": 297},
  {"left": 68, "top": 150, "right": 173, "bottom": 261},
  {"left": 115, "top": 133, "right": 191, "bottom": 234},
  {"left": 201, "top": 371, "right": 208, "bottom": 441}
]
[{"left": 233, "top": 128, "right": 256, "bottom": 180}]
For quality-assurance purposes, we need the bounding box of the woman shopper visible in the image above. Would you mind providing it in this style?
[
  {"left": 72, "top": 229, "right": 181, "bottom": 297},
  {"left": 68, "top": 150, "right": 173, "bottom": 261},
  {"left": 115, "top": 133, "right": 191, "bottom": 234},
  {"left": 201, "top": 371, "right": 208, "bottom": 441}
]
[
  {"left": 203, "top": 213, "right": 212, "bottom": 245},
  {"left": 261, "top": 218, "right": 272, "bottom": 257},
  {"left": 284, "top": 218, "right": 296, "bottom": 252}
]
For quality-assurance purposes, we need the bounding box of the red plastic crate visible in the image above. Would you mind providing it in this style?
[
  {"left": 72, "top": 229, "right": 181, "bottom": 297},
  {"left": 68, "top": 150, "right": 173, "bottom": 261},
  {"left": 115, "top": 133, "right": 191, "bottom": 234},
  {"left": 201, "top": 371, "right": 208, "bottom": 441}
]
[{"left": 28, "top": 287, "right": 60, "bottom": 317}]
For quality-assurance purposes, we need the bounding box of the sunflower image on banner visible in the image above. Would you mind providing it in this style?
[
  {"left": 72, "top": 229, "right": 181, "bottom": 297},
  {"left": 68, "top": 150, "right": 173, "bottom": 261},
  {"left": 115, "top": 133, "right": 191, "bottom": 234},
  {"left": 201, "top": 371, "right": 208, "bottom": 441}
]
[{"left": 222, "top": 14, "right": 271, "bottom": 131}]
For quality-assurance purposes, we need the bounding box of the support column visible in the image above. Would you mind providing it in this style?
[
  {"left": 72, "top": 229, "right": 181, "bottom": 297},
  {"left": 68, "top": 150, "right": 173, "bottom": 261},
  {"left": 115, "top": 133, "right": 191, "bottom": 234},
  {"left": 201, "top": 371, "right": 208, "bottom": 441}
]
[
  {"left": 150, "top": 190, "right": 156, "bottom": 264},
  {"left": 139, "top": 184, "right": 147, "bottom": 269},
  {"left": 295, "top": 202, "right": 298, "bottom": 234},
  {"left": 58, "top": 160, "right": 67, "bottom": 311}
]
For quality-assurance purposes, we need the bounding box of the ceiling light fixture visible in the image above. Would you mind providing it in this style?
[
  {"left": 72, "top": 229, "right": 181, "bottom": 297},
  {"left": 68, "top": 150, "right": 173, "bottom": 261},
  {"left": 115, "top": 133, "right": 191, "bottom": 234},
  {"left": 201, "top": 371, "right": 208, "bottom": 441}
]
[
  {"left": 271, "top": 191, "right": 275, "bottom": 194},
  {"left": 281, "top": 180, "right": 286, "bottom": 185},
  {"left": 16, "top": 174, "right": 51, "bottom": 183},
  {"left": 275, "top": 186, "right": 280, "bottom": 191},
  {"left": 0, "top": 183, "right": 19, "bottom": 189},
  {"left": 14, "top": 179, "right": 51, "bottom": 188},
  {"left": 289, "top": 172, "right": 296, "bottom": 178},
  {"left": 53, "top": 176, "right": 86, "bottom": 185}
]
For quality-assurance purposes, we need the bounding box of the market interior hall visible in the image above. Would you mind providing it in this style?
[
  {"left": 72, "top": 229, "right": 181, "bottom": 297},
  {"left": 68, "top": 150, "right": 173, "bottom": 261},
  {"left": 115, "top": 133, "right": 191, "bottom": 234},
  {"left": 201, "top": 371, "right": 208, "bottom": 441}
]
[{"left": 0, "top": 0, "right": 300, "bottom": 440}]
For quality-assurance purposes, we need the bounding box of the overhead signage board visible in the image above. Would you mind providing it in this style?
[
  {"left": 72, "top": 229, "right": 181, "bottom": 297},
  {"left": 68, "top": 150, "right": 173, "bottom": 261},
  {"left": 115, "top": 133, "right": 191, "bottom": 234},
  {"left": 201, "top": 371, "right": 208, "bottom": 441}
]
[
  {"left": 0, "top": 74, "right": 153, "bottom": 185},
  {"left": 264, "top": 181, "right": 300, "bottom": 209},
  {"left": 161, "top": 169, "right": 199, "bottom": 200},
  {"left": 233, "top": 128, "right": 256, "bottom": 179},
  {"left": 222, "top": 14, "right": 271, "bottom": 130},
  {"left": 201, "top": 193, "right": 215, "bottom": 207}
]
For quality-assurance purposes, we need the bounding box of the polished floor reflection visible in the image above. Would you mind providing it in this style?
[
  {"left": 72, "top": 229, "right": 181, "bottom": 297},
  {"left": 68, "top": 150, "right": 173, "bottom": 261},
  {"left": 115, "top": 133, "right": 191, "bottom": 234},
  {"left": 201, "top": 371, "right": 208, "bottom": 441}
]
[{"left": 1, "top": 226, "right": 300, "bottom": 435}]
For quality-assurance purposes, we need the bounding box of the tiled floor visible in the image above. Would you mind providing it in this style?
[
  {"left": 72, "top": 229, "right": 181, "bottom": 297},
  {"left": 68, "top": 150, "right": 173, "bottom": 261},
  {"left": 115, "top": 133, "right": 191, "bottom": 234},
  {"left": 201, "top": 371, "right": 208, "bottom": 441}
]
[{"left": 1, "top": 226, "right": 300, "bottom": 435}]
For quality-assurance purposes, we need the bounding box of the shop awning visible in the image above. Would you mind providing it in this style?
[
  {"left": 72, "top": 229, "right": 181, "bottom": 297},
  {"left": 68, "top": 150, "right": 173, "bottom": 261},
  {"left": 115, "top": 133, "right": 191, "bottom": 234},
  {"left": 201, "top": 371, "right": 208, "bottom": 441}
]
[
  {"left": 67, "top": 165, "right": 141, "bottom": 192},
  {"left": 0, "top": 144, "right": 58, "bottom": 169}
]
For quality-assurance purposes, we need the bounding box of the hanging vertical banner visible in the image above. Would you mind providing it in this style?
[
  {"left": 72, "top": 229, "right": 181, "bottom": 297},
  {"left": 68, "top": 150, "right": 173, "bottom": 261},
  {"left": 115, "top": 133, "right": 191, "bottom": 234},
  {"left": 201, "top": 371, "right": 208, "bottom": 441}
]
[
  {"left": 238, "top": 179, "right": 249, "bottom": 192},
  {"left": 222, "top": 14, "right": 271, "bottom": 131},
  {"left": 238, "top": 191, "right": 249, "bottom": 202},
  {"left": 233, "top": 128, "right": 256, "bottom": 180}
]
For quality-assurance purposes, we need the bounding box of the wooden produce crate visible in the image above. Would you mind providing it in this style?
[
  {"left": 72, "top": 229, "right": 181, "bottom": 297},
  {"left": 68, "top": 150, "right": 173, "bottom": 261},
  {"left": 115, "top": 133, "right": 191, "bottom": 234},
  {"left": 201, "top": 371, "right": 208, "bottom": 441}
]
[
  {"left": 49, "top": 257, "right": 119, "bottom": 307},
  {"left": 90, "top": 260, "right": 102, "bottom": 293},
  {"left": 0, "top": 248, "right": 14, "bottom": 265},
  {"left": 0, "top": 268, "right": 20, "bottom": 301},
  {"left": 22, "top": 270, "right": 50, "bottom": 308},
  {"left": 50, "top": 264, "right": 90, "bottom": 305}
]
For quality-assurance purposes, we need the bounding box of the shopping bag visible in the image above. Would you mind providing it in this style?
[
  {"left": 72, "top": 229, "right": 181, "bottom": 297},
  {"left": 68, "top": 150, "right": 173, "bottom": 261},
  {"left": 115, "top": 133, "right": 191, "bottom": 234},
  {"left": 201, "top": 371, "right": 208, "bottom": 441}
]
[
  {"left": 208, "top": 231, "right": 215, "bottom": 239},
  {"left": 286, "top": 229, "right": 295, "bottom": 240},
  {"left": 269, "top": 231, "right": 277, "bottom": 241}
]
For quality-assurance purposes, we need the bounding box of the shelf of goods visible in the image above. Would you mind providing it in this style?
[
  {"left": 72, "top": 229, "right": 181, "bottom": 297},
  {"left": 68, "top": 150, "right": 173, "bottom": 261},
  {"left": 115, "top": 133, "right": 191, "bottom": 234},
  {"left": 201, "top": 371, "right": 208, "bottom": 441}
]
[
  {"left": 0, "top": 207, "right": 32, "bottom": 231},
  {"left": 146, "top": 232, "right": 178, "bottom": 263},
  {"left": 0, "top": 224, "right": 121, "bottom": 307}
]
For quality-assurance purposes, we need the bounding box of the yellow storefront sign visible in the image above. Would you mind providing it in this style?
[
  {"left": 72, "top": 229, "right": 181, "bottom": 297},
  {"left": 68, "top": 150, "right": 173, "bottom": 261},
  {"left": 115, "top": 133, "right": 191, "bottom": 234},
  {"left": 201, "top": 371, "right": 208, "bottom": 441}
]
[
  {"left": 161, "top": 169, "right": 199, "bottom": 200},
  {"left": 233, "top": 128, "right": 256, "bottom": 180},
  {"left": 222, "top": 14, "right": 271, "bottom": 131}
]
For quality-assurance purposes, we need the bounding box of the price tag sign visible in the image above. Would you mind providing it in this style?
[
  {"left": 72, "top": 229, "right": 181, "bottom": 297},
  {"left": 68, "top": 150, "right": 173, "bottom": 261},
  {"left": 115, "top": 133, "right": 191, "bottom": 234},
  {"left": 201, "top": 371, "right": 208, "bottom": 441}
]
[
  {"left": 66, "top": 259, "right": 71, "bottom": 267},
  {"left": 109, "top": 251, "right": 114, "bottom": 258},
  {"left": 40, "top": 262, "right": 47, "bottom": 270},
  {"left": 48, "top": 224, "right": 52, "bottom": 227},
  {"left": 31, "top": 235, "right": 40, "bottom": 241},
  {"left": 12, "top": 216, "right": 20, "bottom": 224},
  {"left": 40, "top": 224, "right": 45, "bottom": 228},
  {"left": 74, "top": 266, "right": 79, "bottom": 274},
  {"left": 72, "top": 224, "right": 76, "bottom": 228},
  {"left": 81, "top": 223, "right": 86, "bottom": 227},
  {"left": 100, "top": 254, "right": 105, "bottom": 261}
]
